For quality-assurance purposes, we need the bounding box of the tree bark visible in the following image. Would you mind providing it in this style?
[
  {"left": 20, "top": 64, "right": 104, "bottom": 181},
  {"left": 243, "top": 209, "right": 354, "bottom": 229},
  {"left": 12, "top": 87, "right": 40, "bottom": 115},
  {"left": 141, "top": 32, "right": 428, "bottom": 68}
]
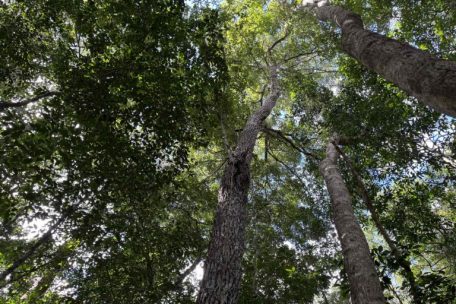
[
  {"left": 319, "top": 138, "right": 385, "bottom": 304},
  {"left": 196, "top": 67, "right": 280, "bottom": 304},
  {"left": 315, "top": 5, "right": 456, "bottom": 117}
]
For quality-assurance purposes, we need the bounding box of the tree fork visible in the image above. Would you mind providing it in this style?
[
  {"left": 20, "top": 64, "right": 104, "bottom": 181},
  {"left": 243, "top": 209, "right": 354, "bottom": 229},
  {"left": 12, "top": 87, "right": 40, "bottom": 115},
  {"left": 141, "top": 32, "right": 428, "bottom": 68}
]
[{"left": 319, "top": 137, "right": 386, "bottom": 304}]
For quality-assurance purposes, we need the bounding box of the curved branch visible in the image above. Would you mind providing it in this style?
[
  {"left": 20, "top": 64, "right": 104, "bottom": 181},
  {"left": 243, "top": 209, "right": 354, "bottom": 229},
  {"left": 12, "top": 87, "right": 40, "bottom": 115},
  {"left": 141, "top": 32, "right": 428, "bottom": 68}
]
[{"left": 267, "top": 30, "right": 290, "bottom": 55}]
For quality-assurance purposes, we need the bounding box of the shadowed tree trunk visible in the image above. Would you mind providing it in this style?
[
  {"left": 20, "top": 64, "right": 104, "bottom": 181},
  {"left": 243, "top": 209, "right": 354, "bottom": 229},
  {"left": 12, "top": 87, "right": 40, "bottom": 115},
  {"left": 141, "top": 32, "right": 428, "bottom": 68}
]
[
  {"left": 196, "top": 67, "right": 280, "bottom": 304},
  {"left": 313, "top": 4, "right": 456, "bottom": 117},
  {"left": 319, "top": 138, "right": 386, "bottom": 304}
]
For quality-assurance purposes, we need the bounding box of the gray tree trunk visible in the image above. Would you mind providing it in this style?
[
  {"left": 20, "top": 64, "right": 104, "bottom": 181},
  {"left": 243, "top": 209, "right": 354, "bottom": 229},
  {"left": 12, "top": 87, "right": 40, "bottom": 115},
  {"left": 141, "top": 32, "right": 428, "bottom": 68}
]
[
  {"left": 315, "top": 5, "right": 456, "bottom": 117},
  {"left": 336, "top": 145, "right": 422, "bottom": 303},
  {"left": 319, "top": 139, "right": 386, "bottom": 304},
  {"left": 196, "top": 68, "right": 280, "bottom": 304}
]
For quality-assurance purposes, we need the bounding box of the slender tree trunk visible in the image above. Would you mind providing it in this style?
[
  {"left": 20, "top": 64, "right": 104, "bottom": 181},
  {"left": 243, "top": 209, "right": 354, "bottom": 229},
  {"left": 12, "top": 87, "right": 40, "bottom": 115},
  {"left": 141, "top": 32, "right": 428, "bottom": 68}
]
[
  {"left": 319, "top": 138, "right": 385, "bottom": 304},
  {"left": 335, "top": 145, "right": 422, "bottom": 303},
  {"left": 196, "top": 67, "right": 280, "bottom": 304},
  {"left": 314, "top": 4, "right": 456, "bottom": 117}
]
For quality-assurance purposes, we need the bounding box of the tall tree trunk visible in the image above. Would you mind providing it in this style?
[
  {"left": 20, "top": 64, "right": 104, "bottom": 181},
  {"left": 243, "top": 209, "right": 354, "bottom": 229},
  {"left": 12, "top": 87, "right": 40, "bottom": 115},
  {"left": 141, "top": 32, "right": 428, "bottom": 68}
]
[
  {"left": 313, "top": 4, "right": 456, "bottom": 117},
  {"left": 335, "top": 145, "right": 422, "bottom": 303},
  {"left": 197, "top": 67, "right": 280, "bottom": 304},
  {"left": 319, "top": 138, "right": 386, "bottom": 304}
]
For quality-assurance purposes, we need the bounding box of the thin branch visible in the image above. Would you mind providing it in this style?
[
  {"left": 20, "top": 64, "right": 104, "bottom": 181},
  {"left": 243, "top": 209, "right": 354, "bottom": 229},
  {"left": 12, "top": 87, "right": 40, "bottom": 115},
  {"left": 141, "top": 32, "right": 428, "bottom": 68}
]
[
  {"left": 267, "top": 150, "right": 308, "bottom": 188},
  {"left": 174, "top": 257, "right": 203, "bottom": 287},
  {"left": 417, "top": 251, "right": 436, "bottom": 269},
  {"left": 265, "top": 128, "right": 320, "bottom": 160},
  {"left": 0, "top": 216, "right": 65, "bottom": 283},
  {"left": 198, "top": 158, "right": 228, "bottom": 185},
  {"left": 300, "top": 68, "right": 339, "bottom": 73},
  {"left": 0, "top": 91, "right": 59, "bottom": 111},
  {"left": 285, "top": 54, "right": 320, "bottom": 69},
  {"left": 389, "top": 285, "right": 405, "bottom": 304},
  {"left": 333, "top": 144, "right": 400, "bottom": 250},
  {"left": 267, "top": 30, "right": 290, "bottom": 55},
  {"left": 257, "top": 83, "right": 268, "bottom": 106},
  {"left": 218, "top": 112, "right": 231, "bottom": 154},
  {"left": 283, "top": 50, "right": 317, "bottom": 62}
]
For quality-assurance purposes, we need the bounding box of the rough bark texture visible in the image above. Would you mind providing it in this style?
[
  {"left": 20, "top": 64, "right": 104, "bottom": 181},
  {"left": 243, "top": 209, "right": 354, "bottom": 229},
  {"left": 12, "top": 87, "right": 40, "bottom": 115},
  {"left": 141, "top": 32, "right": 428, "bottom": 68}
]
[
  {"left": 336, "top": 145, "right": 421, "bottom": 303},
  {"left": 197, "top": 69, "right": 280, "bottom": 304},
  {"left": 319, "top": 140, "right": 385, "bottom": 304},
  {"left": 316, "top": 5, "right": 456, "bottom": 117}
]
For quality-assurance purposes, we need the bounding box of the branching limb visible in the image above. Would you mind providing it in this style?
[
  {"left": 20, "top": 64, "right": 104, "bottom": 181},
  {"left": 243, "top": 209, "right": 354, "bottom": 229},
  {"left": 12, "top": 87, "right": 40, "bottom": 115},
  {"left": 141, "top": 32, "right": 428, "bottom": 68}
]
[{"left": 174, "top": 257, "right": 203, "bottom": 287}]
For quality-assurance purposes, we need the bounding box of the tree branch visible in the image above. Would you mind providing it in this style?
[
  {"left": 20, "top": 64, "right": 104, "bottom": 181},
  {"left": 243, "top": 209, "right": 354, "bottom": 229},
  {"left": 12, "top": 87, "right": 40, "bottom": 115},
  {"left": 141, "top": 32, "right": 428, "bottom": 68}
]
[
  {"left": 0, "top": 91, "right": 59, "bottom": 111},
  {"left": 267, "top": 150, "right": 308, "bottom": 188},
  {"left": 217, "top": 112, "right": 232, "bottom": 154},
  {"left": 267, "top": 30, "right": 290, "bottom": 55},
  {"left": 0, "top": 216, "right": 65, "bottom": 283},
  {"left": 283, "top": 49, "right": 317, "bottom": 62},
  {"left": 175, "top": 257, "right": 203, "bottom": 287},
  {"left": 264, "top": 128, "right": 320, "bottom": 160}
]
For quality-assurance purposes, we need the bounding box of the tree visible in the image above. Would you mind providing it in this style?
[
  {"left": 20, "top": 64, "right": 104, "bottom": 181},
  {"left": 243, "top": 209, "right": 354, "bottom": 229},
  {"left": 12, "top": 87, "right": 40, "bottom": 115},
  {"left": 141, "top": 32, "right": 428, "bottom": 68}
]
[
  {"left": 304, "top": 0, "right": 456, "bottom": 117},
  {"left": 197, "top": 66, "right": 280, "bottom": 304},
  {"left": 320, "top": 137, "right": 385, "bottom": 303}
]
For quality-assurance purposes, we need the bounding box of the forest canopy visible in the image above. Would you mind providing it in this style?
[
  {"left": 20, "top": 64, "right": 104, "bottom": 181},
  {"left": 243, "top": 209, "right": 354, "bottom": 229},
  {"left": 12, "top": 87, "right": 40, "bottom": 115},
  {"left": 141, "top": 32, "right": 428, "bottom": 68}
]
[{"left": 0, "top": 0, "right": 455, "bottom": 303}]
